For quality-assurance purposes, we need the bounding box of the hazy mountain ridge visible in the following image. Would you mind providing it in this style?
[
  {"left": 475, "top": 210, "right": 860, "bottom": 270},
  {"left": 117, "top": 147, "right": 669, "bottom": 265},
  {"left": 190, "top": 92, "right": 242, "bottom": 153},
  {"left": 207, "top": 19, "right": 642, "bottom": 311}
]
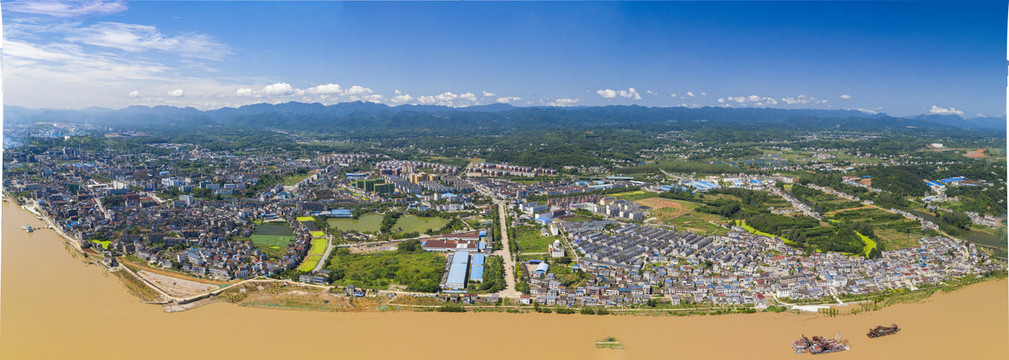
[{"left": 4, "top": 102, "right": 1000, "bottom": 133}]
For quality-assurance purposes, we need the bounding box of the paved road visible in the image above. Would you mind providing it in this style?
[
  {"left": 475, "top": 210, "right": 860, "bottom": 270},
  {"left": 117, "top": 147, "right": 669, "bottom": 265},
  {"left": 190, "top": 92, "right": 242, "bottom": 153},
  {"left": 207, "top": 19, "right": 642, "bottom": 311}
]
[{"left": 493, "top": 200, "right": 519, "bottom": 298}]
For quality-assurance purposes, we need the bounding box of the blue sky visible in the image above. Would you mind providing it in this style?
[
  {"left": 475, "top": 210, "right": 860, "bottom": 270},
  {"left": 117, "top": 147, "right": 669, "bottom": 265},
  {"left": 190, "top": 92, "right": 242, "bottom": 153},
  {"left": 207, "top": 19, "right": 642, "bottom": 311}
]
[{"left": 3, "top": 1, "right": 1005, "bottom": 117}]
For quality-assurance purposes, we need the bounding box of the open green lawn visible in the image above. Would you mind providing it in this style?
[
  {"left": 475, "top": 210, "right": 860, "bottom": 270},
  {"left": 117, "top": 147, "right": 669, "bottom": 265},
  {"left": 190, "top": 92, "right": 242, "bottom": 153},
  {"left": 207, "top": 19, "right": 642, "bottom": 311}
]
[
  {"left": 875, "top": 229, "right": 921, "bottom": 250},
  {"left": 249, "top": 235, "right": 294, "bottom": 247},
  {"left": 558, "top": 215, "right": 595, "bottom": 222},
  {"left": 666, "top": 212, "right": 729, "bottom": 236},
  {"left": 610, "top": 190, "right": 653, "bottom": 202},
  {"left": 91, "top": 240, "right": 111, "bottom": 250},
  {"left": 255, "top": 223, "right": 294, "bottom": 236},
  {"left": 514, "top": 228, "right": 558, "bottom": 253},
  {"left": 256, "top": 244, "right": 288, "bottom": 260},
  {"left": 394, "top": 215, "right": 449, "bottom": 233},
  {"left": 327, "top": 213, "right": 384, "bottom": 233},
  {"left": 325, "top": 252, "right": 445, "bottom": 291}
]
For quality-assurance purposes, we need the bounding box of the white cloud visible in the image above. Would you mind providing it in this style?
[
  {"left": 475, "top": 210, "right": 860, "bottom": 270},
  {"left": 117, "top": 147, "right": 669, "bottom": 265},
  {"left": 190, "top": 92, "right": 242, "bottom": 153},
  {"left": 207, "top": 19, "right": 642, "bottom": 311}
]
[
  {"left": 235, "top": 88, "right": 254, "bottom": 97},
  {"left": 670, "top": 93, "right": 677, "bottom": 98},
  {"left": 853, "top": 108, "right": 878, "bottom": 114},
  {"left": 459, "top": 92, "right": 478, "bottom": 102},
  {"left": 306, "top": 83, "right": 342, "bottom": 95},
  {"left": 619, "top": 88, "right": 641, "bottom": 100},
  {"left": 262, "top": 82, "right": 297, "bottom": 96},
  {"left": 5, "top": 0, "right": 128, "bottom": 17},
  {"left": 391, "top": 90, "right": 414, "bottom": 103},
  {"left": 929, "top": 105, "right": 964, "bottom": 116},
  {"left": 346, "top": 85, "right": 373, "bottom": 96},
  {"left": 646, "top": 90, "right": 656, "bottom": 95},
  {"left": 435, "top": 92, "right": 459, "bottom": 102},
  {"left": 169, "top": 89, "right": 184, "bottom": 97},
  {"left": 128, "top": 90, "right": 142, "bottom": 98},
  {"left": 496, "top": 96, "right": 522, "bottom": 103},
  {"left": 840, "top": 94, "right": 851, "bottom": 99},
  {"left": 700, "top": 92, "right": 707, "bottom": 97},
  {"left": 722, "top": 95, "right": 778, "bottom": 106},
  {"left": 482, "top": 91, "right": 495, "bottom": 97},
  {"left": 66, "top": 22, "right": 231, "bottom": 60},
  {"left": 597, "top": 88, "right": 640, "bottom": 100},
  {"left": 686, "top": 91, "right": 695, "bottom": 97},
  {"left": 547, "top": 98, "right": 581, "bottom": 107},
  {"left": 976, "top": 113, "right": 986, "bottom": 118},
  {"left": 596, "top": 89, "right": 618, "bottom": 98}
]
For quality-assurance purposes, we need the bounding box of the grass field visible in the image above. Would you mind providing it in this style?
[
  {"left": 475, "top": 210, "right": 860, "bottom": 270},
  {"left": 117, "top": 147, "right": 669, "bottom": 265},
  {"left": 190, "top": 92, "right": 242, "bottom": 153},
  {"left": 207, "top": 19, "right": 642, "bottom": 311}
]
[
  {"left": 91, "top": 240, "right": 111, "bottom": 250},
  {"left": 255, "top": 223, "right": 294, "bottom": 236},
  {"left": 513, "top": 228, "right": 558, "bottom": 253},
  {"left": 875, "top": 229, "right": 922, "bottom": 250},
  {"left": 327, "top": 213, "right": 384, "bottom": 233},
  {"left": 667, "top": 212, "right": 729, "bottom": 236},
  {"left": 310, "top": 231, "right": 325, "bottom": 238},
  {"left": 394, "top": 215, "right": 449, "bottom": 233},
  {"left": 611, "top": 190, "right": 653, "bottom": 201},
  {"left": 296, "top": 216, "right": 315, "bottom": 222},
  {"left": 325, "top": 252, "right": 445, "bottom": 291},
  {"left": 558, "top": 215, "right": 595, "bottom": 222}
]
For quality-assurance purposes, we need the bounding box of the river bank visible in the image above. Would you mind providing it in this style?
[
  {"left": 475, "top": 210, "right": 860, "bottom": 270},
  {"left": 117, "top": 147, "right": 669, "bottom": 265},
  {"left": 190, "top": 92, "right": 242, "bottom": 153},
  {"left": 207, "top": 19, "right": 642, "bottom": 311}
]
[{"left": 3, "top": 198, "right": 1008, "bottom": 359}]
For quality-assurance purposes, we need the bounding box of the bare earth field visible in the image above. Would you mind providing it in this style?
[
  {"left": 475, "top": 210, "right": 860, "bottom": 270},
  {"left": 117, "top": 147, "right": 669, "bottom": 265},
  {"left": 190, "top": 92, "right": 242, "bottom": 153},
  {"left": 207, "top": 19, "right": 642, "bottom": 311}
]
[{"left": 137, "top": 270, "right": 220, "bottom": 298}]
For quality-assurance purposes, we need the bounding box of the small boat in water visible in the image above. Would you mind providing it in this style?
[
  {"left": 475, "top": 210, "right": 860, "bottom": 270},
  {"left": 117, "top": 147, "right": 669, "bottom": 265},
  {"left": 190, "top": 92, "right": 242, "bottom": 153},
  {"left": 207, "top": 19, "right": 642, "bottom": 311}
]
[
  {"left": 867, "top": 324, "right": 900, "bottom": 338},
  {"left": 22, "top": 224, "right": 34, "bottom": 233}
]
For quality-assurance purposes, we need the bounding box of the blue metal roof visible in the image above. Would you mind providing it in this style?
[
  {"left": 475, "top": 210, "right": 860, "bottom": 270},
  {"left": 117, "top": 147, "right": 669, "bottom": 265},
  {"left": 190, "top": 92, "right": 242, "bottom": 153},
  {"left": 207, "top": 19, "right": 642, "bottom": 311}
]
[
  {"left": 469, "top": 265, "right": 484, "bottom": 281},
  {"left": 444, "top": 251, "right": 470, "bottom": 289},
  {"left": 472, "top": 253, "right": 485, "bottom": 265}
]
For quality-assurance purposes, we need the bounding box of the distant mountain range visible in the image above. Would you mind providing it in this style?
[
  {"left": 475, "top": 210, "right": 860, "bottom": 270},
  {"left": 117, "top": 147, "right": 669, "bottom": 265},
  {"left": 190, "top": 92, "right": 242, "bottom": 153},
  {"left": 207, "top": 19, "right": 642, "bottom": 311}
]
[{"left": 5, "top": 102, "right": 1005, "bottom": 133}]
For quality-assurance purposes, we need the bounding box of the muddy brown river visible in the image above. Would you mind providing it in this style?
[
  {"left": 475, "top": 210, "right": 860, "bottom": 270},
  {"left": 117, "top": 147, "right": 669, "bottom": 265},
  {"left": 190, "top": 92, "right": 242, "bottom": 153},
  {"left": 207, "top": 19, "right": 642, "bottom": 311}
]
[{"left": 2, "top": 201, "right": 1006, "bottom": 359}]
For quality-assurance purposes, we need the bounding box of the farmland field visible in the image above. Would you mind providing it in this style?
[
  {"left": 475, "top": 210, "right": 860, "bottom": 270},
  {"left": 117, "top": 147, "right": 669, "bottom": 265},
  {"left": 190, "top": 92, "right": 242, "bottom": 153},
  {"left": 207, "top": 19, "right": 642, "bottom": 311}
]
[
  {"left": 327, "top": 213, "right": 384, "bottom": 233},
  {"left": 394, "top": 215, "right": 449, "bottom": 233},
  {"left": 297, "top": 256, "right": 322, "bottom": 272}
]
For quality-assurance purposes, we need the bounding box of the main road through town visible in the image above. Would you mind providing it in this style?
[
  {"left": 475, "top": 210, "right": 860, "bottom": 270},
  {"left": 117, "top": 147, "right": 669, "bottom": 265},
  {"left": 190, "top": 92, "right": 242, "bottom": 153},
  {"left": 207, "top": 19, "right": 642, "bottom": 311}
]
[{"left": 493, "top": 200, "right": 519, "bottom": 298}]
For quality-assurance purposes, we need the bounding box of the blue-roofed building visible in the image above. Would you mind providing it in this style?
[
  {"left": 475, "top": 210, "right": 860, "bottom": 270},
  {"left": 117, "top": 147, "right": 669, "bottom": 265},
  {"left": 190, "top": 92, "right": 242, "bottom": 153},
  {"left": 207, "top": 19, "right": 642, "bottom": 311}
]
[
  {"left": 472, "top": 253, "right": 485, "bottom": 266},
  {"left": 330, "top": 209, "right": 352, "bottom": 218},
  {"left": 684, "top": 180, "right": 721, "bottom": 192},
  {"left": 469, "top": 265, "right": 484, "bottom": 283},
  {"left": 535, "top": 262, "right": 550, "bottom": 275},
  {"left": 442, "top": 251, "right": 470, "bottom": 291}
]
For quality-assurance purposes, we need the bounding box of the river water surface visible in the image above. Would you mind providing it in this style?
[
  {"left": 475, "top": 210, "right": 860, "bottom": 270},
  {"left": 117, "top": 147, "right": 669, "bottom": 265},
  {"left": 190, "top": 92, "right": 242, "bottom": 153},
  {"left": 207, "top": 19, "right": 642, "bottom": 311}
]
[{"left": 2, "top": 201, "right": 1006, "bottom": 359}]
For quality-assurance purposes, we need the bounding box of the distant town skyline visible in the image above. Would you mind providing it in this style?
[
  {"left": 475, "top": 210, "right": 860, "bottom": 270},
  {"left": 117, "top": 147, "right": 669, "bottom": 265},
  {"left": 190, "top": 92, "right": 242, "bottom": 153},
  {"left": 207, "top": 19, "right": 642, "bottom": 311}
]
[{"left": 2, "top": 1, "right": 1005, "bottom": 117}]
